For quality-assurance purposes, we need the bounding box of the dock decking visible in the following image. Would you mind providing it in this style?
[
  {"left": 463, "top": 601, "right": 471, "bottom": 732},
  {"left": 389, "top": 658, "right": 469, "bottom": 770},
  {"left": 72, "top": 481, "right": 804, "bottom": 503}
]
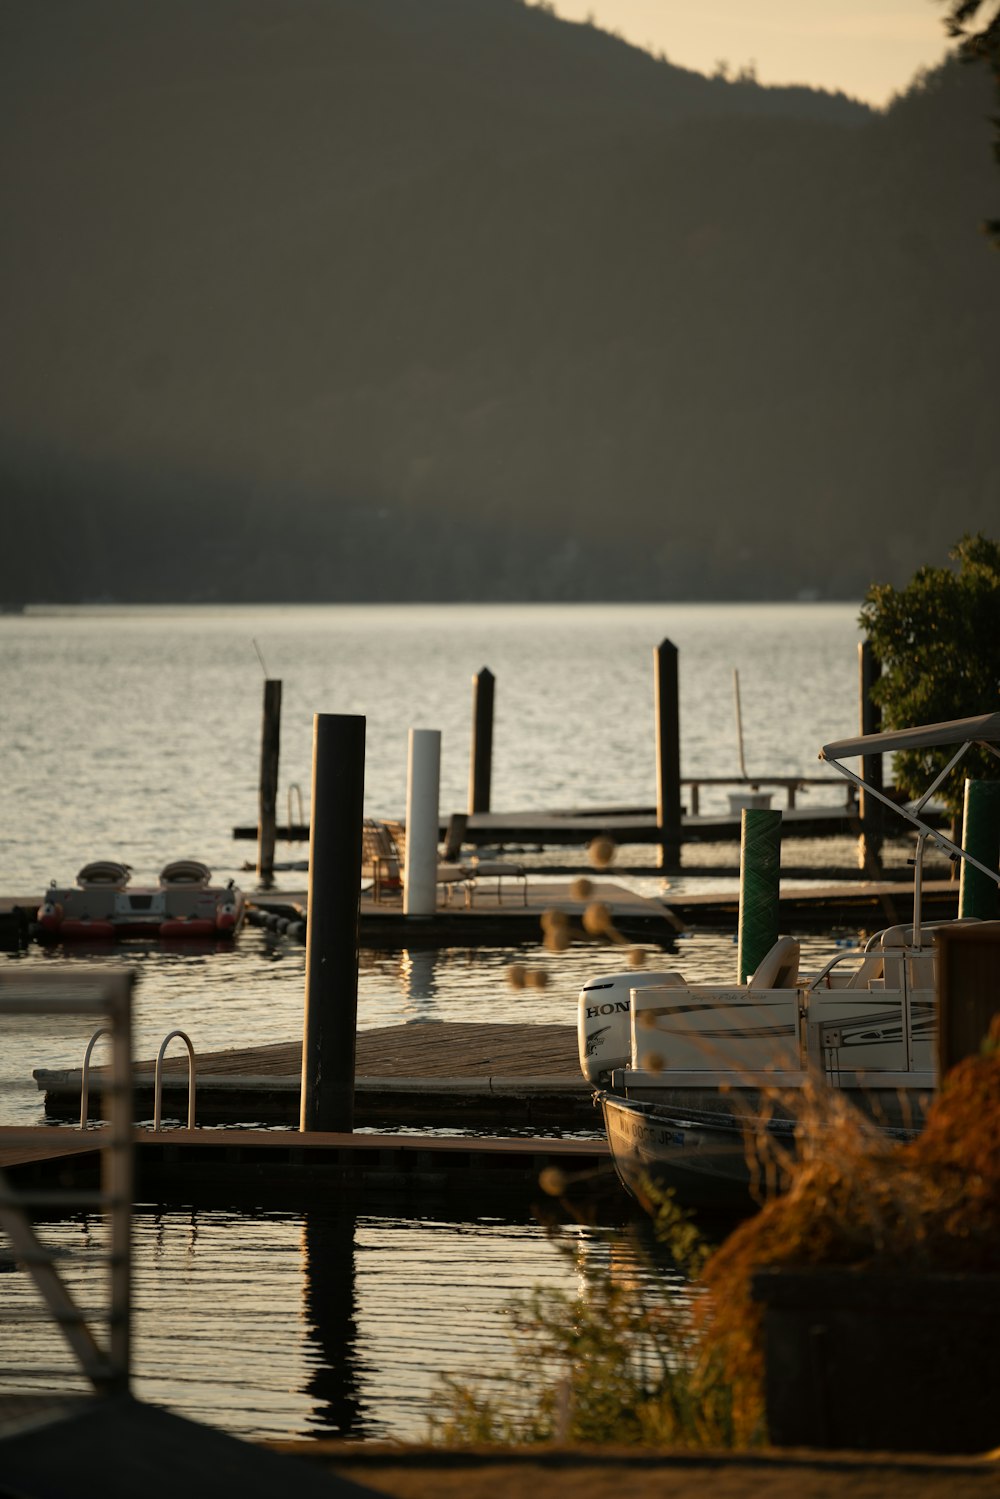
[
  {"left": 671, "top": 878, "right": 960, "bottom": 930},
  {"left": 0, "top": 1125, "right": 613, "bottom": 1207},
  {"left": 35, "top": 1020, "right": 593, "bottom": 1127},
  {"left": 252, "top": 877, "right": 679, "bottom": 949},
  {"left": 234, "top": 801, "right": 865, "bottom": 849}
]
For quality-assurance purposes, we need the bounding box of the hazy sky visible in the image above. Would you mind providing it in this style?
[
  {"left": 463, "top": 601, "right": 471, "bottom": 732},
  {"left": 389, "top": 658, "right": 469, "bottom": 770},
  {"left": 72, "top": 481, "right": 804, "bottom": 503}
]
[{"left": 553, "top": 0, "right": 951, "bottom": 105}]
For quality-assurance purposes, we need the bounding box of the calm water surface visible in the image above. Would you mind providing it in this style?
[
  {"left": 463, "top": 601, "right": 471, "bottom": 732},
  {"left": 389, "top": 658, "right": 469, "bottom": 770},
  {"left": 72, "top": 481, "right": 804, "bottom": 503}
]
[
  {"left": 0, "top": 603, "right": 866, "bottom": 1439},
  {"left": 2, "top": 601, "right": 862, "bottom": 890}
]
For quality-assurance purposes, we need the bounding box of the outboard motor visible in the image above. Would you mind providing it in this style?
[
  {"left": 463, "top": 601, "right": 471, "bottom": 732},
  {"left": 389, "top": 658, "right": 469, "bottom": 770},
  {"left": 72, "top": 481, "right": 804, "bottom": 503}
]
[{"left": 578, "top": 970, "right": 681, "bottom": 1085}]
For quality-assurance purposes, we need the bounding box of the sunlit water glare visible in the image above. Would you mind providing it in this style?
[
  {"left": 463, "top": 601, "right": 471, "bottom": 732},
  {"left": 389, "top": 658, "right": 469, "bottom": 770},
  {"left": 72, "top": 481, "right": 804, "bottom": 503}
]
[{"left": 2, "top": 603, "right": 882, "bottom": 1440}]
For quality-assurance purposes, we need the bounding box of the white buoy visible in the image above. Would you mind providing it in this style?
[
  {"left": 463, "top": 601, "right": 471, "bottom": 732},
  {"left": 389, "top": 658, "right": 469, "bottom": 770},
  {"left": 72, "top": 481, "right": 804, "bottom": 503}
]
[{"left": 403, "top": 728, "right": 441, "bottom": 916}]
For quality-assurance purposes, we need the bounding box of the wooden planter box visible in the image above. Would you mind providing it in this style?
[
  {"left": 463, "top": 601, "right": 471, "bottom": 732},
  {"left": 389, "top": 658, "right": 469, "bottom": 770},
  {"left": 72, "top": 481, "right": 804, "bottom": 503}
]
[{"left": 752, "top": 1267, "right": 1000, "bottom": 1453}]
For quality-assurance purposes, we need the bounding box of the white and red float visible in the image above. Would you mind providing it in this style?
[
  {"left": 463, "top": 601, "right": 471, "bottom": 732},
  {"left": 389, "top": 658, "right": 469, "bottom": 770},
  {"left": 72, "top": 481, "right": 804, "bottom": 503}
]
[{"left": 37, "top": 859, "right": 246, "bottom": 942}]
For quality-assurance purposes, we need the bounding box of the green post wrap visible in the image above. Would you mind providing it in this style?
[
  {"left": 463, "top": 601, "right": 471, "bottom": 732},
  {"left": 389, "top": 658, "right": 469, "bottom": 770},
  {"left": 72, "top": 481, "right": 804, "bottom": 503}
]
[
  {"left": 737, "top": 807, "right": 783, "bottom": 983},
  {"left": 959, "top": 779, "right": 1000, "bottom": 920}
]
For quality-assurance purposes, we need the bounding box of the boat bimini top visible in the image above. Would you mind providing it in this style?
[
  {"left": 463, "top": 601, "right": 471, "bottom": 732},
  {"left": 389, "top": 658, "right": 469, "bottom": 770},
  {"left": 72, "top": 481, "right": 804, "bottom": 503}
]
[{"left": 820, "top": 711, "right": 1000, "bottom": 892}]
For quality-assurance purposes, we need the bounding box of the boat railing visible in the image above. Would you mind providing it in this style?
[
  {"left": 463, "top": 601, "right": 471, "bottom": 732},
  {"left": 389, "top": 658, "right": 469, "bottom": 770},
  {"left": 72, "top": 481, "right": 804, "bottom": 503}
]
[
  {"left": 153, "top": 1029, "right": 197, "bottom": 1130},
  {"left": 807, "top": 948, "right": 870, "bottom": 989}
]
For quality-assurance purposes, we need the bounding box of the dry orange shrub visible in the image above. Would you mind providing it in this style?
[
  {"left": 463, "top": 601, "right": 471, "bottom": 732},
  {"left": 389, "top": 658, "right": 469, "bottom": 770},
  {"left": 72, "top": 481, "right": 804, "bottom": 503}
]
[{"left": 694, "top": 1017, "right": 1000, "bottom": 1425}]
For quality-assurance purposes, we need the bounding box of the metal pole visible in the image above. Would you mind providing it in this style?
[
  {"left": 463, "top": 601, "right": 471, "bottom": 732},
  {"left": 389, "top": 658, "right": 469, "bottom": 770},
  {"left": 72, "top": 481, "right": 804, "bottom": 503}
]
[
  {"left": 404, "top": 728, "right": 441, "bottom": 917},
  {"left": 654, "top": 640, "right": 682, "bottom": 873},
  {"left": 257, "top": 678, "right": 282, "bottom": 884},
  {"left": 300, "top": 713, "right": 366, "bottom": 1133},
  {"left": 733, "top": 669, "right": 749, "bottom": 781},
  {"left": 857, "top": 643, "right": 883, "bottom": 875},
  {"left": 468, "top": 667, "right": 495, "bottom": 815}
]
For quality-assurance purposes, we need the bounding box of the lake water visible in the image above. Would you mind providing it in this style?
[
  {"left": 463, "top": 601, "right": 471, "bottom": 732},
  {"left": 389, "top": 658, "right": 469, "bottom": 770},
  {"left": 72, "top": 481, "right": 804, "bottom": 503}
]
[
  {"left": 2, "top": 601, "right": 864, "bottom": 891},
  {"left": 0, "top": 602, "right": 870, "bottom": 1439}
]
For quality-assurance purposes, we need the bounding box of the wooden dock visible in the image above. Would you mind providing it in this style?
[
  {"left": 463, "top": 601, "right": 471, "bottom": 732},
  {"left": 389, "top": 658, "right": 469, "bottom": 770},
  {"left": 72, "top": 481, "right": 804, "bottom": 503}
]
[
  {"left": 0, "top": 1125, "right": 613, "bottom": 1208},
  {"left": 252, "top": 877, "right": 680, "bottom": 949},
  {"left": 670, "top": 878, "right": 960, "bottom": 931},
  {"left": 235, "top": 801, "right": 865, "bottom": 849},
  {"left": 35, "top": 1020, "right": 593, "bottom": 1128}
]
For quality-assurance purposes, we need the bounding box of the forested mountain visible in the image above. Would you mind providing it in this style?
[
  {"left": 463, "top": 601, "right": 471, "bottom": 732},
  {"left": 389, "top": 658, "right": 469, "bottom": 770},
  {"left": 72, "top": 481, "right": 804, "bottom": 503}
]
[{"left": 1, "top": 0, "right": 998, "bottom": 602}]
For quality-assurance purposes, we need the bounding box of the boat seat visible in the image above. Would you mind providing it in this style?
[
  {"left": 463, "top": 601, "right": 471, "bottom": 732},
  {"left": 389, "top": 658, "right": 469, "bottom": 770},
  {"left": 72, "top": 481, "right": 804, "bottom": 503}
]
[
  {"left": 749, "top": 936, "right": 800, "bottom": 990},
  {"left": 876, "top": 918, "right": 981, "bottom": 950},
  {"left": 844, "top": 955, "right": 885, "bottom": 989},
  {"left": 159, "top": 859, "right": 213, "bottom": 888},
  {"left": 76, "top": 860, "right": 132, "bottom": 889}
]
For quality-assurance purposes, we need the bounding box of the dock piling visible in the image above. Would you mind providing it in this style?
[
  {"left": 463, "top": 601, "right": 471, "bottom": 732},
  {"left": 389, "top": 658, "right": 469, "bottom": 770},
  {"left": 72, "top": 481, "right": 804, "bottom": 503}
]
[
  {"left": 857, "top": 643, "right": 883, "bottom": 876},
  {"left": 958, "top": 779, "right": 1000, "bottom": 920},
  {"left": 654, "top": 640, "right": 682, "bottom": 873},
  {"left": 404, "top": 728, "right": 441, "bottom": 917},
  {"left": 257, "top": 678, "right": 282, "bottom": 885},
  {"left": 468, "top": 667, "right": 495, "bottom": 815},
  {"left": 737, "top": 807, "right": 782, "bottom": 983},
  {"left": 300, "top": 713, "right": 366, "bottom": 1133}
]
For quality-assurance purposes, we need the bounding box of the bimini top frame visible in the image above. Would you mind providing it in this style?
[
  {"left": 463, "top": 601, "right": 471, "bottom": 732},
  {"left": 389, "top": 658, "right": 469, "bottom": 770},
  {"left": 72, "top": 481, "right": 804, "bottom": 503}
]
[{"left": 820, "top": 711, "right": 1000, "bottom": 890}]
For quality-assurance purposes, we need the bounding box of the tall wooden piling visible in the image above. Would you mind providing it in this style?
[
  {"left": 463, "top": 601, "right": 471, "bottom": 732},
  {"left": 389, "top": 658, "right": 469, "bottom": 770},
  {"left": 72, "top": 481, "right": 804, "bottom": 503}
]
[
  {"left": 857, "top": 642, "right": 883, "bottom": 876},
  {"left": 958, "top": 779, "right": 1000, "bottom": 920},
  {"left": 257, "top": 678, "right": 282, "bottom": 884},
  {"left": 654, "top": 640, "right": 682, "bottom": 872},
  {"left": 300, "top": 713, "right": 366, "bottom": 1134},
  {"left": 468, "top": 668, "right": 495, "bottom": 815},
  {"left": 737, "top": 807, "right": 782, "bottom": 983}
]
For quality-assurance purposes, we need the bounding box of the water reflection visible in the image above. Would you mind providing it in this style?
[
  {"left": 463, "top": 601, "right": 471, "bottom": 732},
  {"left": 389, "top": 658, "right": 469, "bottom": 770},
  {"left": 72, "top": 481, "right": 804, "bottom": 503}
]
[
  {"left": 300, "top": 1207, "right": 367, "bottom": 1438},
  {"left": 398, "top": 948, "right": 438, "bottom": 1010}
]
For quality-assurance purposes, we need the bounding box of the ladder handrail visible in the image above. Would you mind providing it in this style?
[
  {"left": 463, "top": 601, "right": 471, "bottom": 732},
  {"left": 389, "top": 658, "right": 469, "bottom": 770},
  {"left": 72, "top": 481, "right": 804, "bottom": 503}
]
[
  {"left": 80, "top": 1026, "right": 112, "bottom": 1129},
  {"left": 153, "top": 1029, "right": 197, "bottom": 1130}
]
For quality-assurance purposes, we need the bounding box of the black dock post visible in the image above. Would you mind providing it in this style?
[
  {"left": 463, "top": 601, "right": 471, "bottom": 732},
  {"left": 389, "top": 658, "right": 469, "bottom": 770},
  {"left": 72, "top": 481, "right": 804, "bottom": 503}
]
[
  {"left": 654, "top": 640, "right": 682, "bottom": 873},
  {"left": 468, "top": 667, "right": 495, "bottom": 815},
  {"left": 257, "top": 678, "right": 282, "bottom": 885},
  {"left": 300, "top": 713, "right": 366, "bottom": 1134},
  {"left": 857, "top": 642, "right": 883, "bottom": 876}
]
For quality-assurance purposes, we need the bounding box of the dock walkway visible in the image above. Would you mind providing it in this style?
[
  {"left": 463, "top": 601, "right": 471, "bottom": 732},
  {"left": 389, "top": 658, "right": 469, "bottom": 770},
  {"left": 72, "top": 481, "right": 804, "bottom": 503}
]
[
  {"left": 252, "top": 877, "right": 678, "bottom": 949},
  {"left": 35, "top": 1020, "right": 592, "bottom": 1128},
  {"left": 671, "top": 878, "right": 960, "bottom": 930},
  {"left": 0, "top": 1124, "right": 612, "bottom": 1207},
  {"left": 235, "top": 801, "right": 864, "bottom": 849}
]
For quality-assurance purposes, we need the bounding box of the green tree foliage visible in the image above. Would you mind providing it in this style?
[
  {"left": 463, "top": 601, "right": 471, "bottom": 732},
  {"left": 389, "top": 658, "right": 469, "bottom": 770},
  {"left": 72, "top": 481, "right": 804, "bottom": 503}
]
[{"left": 859, "top": 534, "right": 1000, "bottom": 813}]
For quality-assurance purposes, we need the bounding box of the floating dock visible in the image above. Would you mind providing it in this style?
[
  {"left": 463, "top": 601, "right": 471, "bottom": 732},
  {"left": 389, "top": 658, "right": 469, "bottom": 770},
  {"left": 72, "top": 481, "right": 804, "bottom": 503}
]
[
  {"left": 670, "top": 878, "right": 960, "bottom": 931},
  {"left": 251, "top": 877, "right": 679, "bottom": 949},
  {"left": 234, "top": 801, "right": 864, "bottom": 849},
  {"left": 0, "top": 1125, "right": 612, "bottom": 1208},
  {"left": 0, "top": 881, "right": 679, "bottom": 953},
  {"left": 36, "top": 1020, "right": 593, "bottom": 1128}
]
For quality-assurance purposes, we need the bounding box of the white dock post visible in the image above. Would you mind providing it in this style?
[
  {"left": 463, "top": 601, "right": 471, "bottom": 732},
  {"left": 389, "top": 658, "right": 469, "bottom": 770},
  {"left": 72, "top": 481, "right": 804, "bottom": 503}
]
[{"left": 404, "top": 728, "right": 441, "bottom": 917}]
